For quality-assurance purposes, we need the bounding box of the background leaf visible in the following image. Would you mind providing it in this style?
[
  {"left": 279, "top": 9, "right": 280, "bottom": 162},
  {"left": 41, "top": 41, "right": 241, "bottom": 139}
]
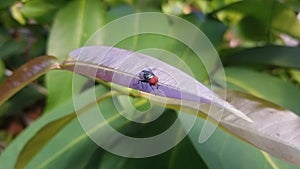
[
  {"left": 21, "top": 0, "right": 69, "bottom": 24},
  {"left": 215, "top": 0, "right": 300, "bottom": 41},
  {"left": 224, "top": 46, "right": 300, "bottom": 69},
  {"left": 216, "top": 67, "right": 300, "bottom": 116},
  {"left": 45, "top": 0, "right": 105, "bottom": 111},
  {"left": 0, "top": 85, "right": 108, "bottom": 168},
  {"left": 0, "top": 55, "right": 59, "bottom": 105}
]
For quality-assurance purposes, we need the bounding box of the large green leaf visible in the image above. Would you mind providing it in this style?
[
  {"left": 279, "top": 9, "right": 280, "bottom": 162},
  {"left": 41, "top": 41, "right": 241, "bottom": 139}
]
[
  {"left": 24, "top": 118, "right": 99, "bottom": 169},
  {"left": 23, "top": 96, "right": 207, "bottom": 169},
  {"left": 16, "top": 113, "right": 76, "bottom": 169},
  {"left": 45, "top": 0, "right": 105, "bottom": 110},
  {"left": 224, "top": 46, "right": 300, "bottom": 69},
  {"left": 95, "top": 136, "right": 208, "bottom": 169}
]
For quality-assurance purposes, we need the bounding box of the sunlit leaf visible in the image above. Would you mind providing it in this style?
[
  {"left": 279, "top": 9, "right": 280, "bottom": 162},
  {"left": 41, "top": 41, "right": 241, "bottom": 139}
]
[
  {"left": 290, "top": 69, "right": 300, "bottom": 84},
  {"left": 11, "top": 2, "right": 26, "bottom": 25}
]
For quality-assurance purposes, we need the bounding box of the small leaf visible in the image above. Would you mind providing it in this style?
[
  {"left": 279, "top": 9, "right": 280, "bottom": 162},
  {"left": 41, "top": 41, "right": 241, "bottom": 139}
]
[{"left": 0, "top": 55, "right": 60, "bottom": 106}]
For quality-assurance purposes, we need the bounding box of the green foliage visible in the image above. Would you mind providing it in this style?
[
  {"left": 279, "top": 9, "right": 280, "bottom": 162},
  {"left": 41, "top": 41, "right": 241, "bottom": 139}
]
[
  {"left": 0, "top": 0, "right": 300, "bottom": 168},
  {"left": 46, "top": 0, "right": 105, "bottom": 110}
]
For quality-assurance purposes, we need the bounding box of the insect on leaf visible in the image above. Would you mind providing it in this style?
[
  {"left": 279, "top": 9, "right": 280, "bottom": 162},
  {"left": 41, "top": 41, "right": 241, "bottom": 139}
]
[{"left": 62, "top": 46, "right": 252, "bottom": 123}]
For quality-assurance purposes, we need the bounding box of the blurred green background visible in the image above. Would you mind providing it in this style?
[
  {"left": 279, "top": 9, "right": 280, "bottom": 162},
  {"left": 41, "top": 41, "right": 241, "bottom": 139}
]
[{"left": 0, "top": 0, "right": 300, "bottom": 168}]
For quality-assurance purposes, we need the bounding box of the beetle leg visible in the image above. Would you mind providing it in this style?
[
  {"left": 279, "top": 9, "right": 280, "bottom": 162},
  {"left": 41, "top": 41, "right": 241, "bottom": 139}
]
[
  {"left": 150, "top": 85, "right": 154, "bottom": 90},
  {"left": 134, "top": 80, "right": 143, "bottom": 89}
]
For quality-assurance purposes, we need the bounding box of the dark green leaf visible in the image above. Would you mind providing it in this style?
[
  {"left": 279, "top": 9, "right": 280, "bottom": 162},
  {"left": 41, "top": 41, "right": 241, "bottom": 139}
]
[
  {"left": 182, "top": 13, "right": 226, "bottom": 48},
  {"left": 0, "top": 85, "right": 44, "bottom": 117},
  {"left": 16, "top": 113, "right": 76, "bottom": 169},
  {"left": 96, "top": 136, "right": 208, "bottom": 169},
  {"left": 0, "top": 0, "right": 16, "bottom": 10},
  {"left": 224, "top": 46, "right": 300, "bottom": 69},
  {"left": 0, "top": 85, "right": 108, "bottom": 168}
]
